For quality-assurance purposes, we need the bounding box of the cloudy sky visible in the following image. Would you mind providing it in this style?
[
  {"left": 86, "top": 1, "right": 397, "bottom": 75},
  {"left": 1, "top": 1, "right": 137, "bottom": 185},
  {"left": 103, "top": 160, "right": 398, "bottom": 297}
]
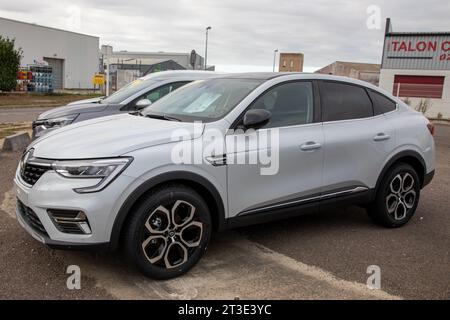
[{"left": 1, "top": 0, "right": 449, "bottom": 72}]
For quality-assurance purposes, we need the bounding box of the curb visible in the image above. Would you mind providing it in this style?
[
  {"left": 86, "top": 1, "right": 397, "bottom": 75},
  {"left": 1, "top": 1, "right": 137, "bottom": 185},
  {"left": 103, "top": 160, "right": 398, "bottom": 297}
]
[{"left": 2, "top": 132, "right": 30, "bottom": 152}]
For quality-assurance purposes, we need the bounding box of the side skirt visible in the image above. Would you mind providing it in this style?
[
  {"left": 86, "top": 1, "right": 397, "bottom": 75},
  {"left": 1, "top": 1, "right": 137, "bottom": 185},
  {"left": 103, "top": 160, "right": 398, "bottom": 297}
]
[{"left": 226, "top": 187, "right": 374, "bottom": 229}]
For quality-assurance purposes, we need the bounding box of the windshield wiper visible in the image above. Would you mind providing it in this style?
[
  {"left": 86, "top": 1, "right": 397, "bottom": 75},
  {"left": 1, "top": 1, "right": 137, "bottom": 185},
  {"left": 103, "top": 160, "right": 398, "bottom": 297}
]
[{"left": 144, "top": 113, "right": 181, "bottom": 122}]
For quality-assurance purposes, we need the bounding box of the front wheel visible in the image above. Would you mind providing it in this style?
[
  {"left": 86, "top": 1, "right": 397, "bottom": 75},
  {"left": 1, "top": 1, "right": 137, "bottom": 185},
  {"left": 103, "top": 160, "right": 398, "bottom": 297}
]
[
  {"left": 124, "top": 184, "right": 212, "bottom": 279},
  {"left": 368, "top": 163, "right": 420, "bottom": 228}
]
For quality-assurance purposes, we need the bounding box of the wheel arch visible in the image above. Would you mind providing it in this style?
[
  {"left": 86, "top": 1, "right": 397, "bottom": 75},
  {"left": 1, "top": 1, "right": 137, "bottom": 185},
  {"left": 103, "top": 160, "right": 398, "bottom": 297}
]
[
  {"left": 108, "top": 171, "right": 226, "bottom": 251},
  {"left": 374, "top": 150, "right": 427, "bottom": 199}
]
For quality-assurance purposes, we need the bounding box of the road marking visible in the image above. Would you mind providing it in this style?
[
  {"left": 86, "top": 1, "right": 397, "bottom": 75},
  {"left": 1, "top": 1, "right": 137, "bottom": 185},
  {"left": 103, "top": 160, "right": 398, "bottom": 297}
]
[
  {"left": 59, "top": 234, "right": 401, "bottom": 300},
  {"left": 1, "top": 192, "right": 400, "bottom": 299}
]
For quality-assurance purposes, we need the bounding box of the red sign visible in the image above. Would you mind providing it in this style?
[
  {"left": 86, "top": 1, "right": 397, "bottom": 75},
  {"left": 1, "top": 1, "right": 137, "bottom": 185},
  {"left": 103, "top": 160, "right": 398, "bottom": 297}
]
[{"left": 387, "top": 40, "right": 450, "bottom": 52}]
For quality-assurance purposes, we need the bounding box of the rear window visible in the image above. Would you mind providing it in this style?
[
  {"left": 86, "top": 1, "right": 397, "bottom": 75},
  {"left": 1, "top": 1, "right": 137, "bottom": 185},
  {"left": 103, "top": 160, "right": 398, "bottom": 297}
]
[
  {"left": 319, "top": 82, "right": 373, "bottom": 122},
  {"left": 368, "top": 90, "right": 397, "bottom": 115}
]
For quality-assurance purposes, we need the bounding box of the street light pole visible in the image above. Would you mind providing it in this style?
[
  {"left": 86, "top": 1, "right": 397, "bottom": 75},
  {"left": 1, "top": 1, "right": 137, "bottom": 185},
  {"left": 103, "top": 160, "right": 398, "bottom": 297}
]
[
  {"left": 205, "top": 26, "right": 211, "bottom": 70},
  {"left": 273, "top": 49, "right": 279, "bottom": 72}
]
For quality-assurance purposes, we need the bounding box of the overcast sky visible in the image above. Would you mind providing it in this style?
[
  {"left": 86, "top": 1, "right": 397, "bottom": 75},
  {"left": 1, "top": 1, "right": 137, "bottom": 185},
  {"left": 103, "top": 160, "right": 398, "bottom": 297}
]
[{"left": 1, "top": 0, "right": 449, "bottom": 72}]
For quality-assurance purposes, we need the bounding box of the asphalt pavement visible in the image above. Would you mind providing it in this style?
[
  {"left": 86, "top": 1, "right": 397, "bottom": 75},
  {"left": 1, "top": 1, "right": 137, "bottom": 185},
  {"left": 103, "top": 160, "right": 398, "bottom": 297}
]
[
  {"left": 0, "top": 107, "right": 52, "bottom": 123},
  {"left": 0, "top": 123, "right": 448, "bottom": 299}
]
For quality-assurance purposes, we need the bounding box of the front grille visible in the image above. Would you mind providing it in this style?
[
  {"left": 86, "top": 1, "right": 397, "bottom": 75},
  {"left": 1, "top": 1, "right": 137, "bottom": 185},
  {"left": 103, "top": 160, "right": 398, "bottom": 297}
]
[
  {"left": 20, "top": 163, "right": 50, "bottom": 186},
  {"left": 17, "top": 199, "right": 48, "bottom": 236}
]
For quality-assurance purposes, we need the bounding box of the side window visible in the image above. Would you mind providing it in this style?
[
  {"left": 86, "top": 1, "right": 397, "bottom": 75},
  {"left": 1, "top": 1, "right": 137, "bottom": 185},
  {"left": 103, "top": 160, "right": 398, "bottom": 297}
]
[
  {"left": 249, "top": 81, "right": 314, "bottom": 128},
  {"left": 320, "top": 82, "right": 373, "bottom": 122},
  {"left": 145, "top": 81, "right": 190, "bottom": 103},
  {"left": 368, "top": 89, "right": 397, "bottom": 115}
]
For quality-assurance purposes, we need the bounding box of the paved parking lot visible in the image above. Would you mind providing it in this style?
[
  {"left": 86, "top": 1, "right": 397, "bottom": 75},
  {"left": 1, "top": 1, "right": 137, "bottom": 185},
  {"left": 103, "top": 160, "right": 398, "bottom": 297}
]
[{"left": 0, "top": 123, "right": 448, "bottom": 299}]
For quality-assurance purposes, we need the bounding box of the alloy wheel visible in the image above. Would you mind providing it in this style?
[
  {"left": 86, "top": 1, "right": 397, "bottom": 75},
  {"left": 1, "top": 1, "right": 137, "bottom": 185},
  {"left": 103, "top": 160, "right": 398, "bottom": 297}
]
[
  {"left": 141, "top": 200, "right": 203, "bottom": 269},
  {"left": 385, "top": 172, "right": 416, "bottom": 221}
]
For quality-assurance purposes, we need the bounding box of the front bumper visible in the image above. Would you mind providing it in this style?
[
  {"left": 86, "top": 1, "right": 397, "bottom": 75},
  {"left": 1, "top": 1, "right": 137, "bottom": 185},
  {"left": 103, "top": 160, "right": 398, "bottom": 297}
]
[{"left": 14, "top": 165, "right": 134, "bottom": 250}]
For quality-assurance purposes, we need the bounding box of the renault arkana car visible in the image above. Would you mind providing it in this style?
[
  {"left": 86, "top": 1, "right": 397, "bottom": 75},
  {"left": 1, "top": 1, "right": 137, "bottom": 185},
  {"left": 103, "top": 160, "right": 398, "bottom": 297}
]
[{"left": 15, "top": 73, "right": 435, "bottom": 279}]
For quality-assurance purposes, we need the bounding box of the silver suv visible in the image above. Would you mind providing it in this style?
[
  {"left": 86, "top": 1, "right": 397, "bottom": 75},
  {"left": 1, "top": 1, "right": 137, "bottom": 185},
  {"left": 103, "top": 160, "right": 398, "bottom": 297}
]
[{"left": 15, "top": 73, "right": 435, "bottom": 279}]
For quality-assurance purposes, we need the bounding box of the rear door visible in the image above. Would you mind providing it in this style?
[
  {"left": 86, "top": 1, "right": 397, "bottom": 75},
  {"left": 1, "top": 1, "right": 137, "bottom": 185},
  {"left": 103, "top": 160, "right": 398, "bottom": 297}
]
[{"left": 319, "top": 81, "right": 397, "bottom": 195}]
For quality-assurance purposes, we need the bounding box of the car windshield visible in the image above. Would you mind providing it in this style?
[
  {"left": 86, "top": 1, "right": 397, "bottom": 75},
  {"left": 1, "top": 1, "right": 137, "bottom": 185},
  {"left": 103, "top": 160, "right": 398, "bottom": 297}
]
[
  {"left": 101, "top": 78, "right": 159, "bottom": 104},
  {"left": 141, "top": 79, "right": 262, "bottom": 122}
]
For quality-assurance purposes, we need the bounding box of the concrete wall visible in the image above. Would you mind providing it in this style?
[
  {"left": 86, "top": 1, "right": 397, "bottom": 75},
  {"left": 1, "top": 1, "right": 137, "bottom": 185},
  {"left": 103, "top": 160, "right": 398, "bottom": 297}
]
[
  {"left": 379, "top": 68, "right": 450, "bottom": 118},
  {"left": 0, "top": 17, "right": 99, "bottom": 89}
]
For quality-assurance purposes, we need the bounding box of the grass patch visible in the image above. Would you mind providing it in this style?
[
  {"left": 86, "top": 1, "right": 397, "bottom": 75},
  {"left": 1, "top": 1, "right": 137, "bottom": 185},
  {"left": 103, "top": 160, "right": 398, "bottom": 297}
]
[
  {"left": 0, "top": 92, "right": 103, "bottom": 108},
  {"left": 0, "top": 123, "right": 31, "bottom": 139}
]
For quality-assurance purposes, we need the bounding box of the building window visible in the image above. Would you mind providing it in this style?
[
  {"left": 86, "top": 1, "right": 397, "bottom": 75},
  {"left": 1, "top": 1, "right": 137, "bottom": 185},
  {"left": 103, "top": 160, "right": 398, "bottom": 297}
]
[
  {"left": 393, "top": 75, "right": 445, "bottom": 99},
  {"left": 282, "top": 60, "right": 287, "bottom": 67},
  {"left": 290, "top": 60, "right": 294, "bottom": 68}
]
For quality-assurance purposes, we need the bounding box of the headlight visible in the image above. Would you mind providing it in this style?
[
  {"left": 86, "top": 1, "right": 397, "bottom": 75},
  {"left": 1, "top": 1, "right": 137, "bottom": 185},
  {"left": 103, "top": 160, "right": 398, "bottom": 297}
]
[
  {"left": 52, "top": 157, "right": 133, "bottom": 193},
  {"left": 35, "top": 114, "right": 78, "bottom": 130}
]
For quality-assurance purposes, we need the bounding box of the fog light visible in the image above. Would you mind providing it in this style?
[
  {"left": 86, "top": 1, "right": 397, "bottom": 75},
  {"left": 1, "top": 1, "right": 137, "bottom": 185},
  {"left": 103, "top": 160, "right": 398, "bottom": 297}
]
[{"left": 47, "top": 209, "right": 92, "bottom": 235}]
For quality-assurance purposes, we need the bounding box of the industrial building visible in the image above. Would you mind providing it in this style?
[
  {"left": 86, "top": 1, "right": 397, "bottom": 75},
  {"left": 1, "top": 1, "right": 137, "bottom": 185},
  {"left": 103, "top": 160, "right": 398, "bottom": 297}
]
[
  {"left": 279, "top": 53, "right": 304, "bottom": 72},
  {"left": 315, "top": 61, "right": 380, "bottom": 85},
  {"left": 379, "top": 18, "right": 450, "bottom": 118},
  {"left": 0, "top": 17, "right": 99, "bottom": 90},
  {"left": 100, "top": 45, "right": 207, "bottom": 90}
]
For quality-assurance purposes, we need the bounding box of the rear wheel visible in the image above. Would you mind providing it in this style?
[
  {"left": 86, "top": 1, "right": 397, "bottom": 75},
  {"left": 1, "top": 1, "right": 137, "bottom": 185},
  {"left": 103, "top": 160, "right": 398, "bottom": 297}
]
[
  {"left": 368, "top": 163, "right": 420, "bottom": 228},
  {"left": 124, "top": 184, "right": 211, "bottom": 279}
]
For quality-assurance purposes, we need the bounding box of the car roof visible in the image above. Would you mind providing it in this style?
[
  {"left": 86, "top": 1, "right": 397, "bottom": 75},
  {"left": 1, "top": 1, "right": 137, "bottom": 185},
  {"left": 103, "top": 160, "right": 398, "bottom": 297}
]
[
  {"left": 209, "top": 72, "right": 395, "bottom": 100},
  {"left": 139, "top": 70, "right": 224, "bottom": 81}
]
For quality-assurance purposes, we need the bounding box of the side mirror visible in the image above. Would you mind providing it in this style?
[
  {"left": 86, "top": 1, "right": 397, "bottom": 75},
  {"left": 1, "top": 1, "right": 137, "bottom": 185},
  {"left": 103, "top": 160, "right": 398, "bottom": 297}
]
[
  {"left": 243, "top": 109, "right": 271, "bottom": 129},
  {"left": 135, "top": 99, "right": 152, "bottom": 109}
]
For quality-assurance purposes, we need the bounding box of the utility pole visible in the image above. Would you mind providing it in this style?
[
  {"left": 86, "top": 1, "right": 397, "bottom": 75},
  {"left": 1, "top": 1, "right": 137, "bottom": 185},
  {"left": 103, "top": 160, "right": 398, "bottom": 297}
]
[
  {"left": 273, "top": 49, "right": 279, "bottom": 72},
  {"left": 205, "top": 26, "right": 212, "bottom": 70}
]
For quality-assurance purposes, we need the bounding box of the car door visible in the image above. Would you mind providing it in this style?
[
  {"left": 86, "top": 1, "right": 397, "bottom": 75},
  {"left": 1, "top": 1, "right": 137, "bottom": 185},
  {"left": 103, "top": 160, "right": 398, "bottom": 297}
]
[
  {"left": 226, "top": 81, "right": 324, "bottom": 219},
  {"left": 319, "top": 81, "right": 397, "bottom": 196}
]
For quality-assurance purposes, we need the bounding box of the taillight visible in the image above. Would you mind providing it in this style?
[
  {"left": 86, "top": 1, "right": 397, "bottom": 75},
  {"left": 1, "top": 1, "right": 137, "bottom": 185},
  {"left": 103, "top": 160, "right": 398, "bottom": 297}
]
[{"left": 427, "top": 122, "right": 435, "bottom": 136}]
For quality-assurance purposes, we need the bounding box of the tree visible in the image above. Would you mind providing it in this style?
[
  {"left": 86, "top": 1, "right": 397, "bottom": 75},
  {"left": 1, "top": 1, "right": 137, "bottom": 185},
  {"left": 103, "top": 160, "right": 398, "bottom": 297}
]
[{"left": 0, "top": 36, "right": 22, "bottom": 92}]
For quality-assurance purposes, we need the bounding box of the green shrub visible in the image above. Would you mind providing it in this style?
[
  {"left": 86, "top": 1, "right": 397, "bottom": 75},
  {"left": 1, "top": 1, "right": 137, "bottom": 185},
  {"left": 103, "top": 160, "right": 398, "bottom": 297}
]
[{"left": 0, "top": 36, "right": 22, "bottom": 92}]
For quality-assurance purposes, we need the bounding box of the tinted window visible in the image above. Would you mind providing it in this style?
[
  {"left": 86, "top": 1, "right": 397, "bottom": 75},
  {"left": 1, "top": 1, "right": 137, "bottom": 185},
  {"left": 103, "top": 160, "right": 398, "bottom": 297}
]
[
  {"left": 320, "top": 82, "right": 373, "bottom": 121},
  {"left": 249, "top": 82, "right": 314, "bottom": 128},
  {"left": 101, "top": 78, "right": 158, "bottom": 104},
  {"left": 144, "top": 81, "right": 190, "bottom": 103},
  {"left": 368, "top": 89, "right": 396, "bottom": 115}
]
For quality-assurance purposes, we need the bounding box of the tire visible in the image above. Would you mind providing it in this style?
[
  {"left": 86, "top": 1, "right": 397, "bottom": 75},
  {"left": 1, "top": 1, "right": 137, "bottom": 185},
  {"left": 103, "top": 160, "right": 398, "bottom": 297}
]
[
  {"left": 367, "top": 163, "right": 420, "bottom": 228},
  {"left": 123, "top": 184, "right": 212, "bottom": 279}
]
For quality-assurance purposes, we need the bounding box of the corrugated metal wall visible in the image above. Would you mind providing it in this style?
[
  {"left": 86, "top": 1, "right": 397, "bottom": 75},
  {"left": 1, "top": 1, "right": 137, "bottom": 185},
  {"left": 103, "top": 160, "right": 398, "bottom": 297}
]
[{"left": 382, "top": 34, "right": 450, "bottom": 70}]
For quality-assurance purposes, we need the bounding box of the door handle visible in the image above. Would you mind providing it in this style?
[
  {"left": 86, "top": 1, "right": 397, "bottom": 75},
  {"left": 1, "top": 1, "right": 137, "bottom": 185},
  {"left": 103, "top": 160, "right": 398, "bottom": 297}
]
[
  {"left": 300, "top": 141, "right": 322, "bottom": 151},
  {"left": 373, "top": 133, "right": 391, "bottom": 142}
]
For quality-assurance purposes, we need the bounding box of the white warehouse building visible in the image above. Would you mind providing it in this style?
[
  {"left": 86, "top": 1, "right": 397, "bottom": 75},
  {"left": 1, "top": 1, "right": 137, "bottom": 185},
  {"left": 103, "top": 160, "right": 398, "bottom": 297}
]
[
  {"left": 0, "top": 17, "right": 99, "bottom": 89},
  {"left": 379, "top": 19, "right": 450, "bottom": 119}
]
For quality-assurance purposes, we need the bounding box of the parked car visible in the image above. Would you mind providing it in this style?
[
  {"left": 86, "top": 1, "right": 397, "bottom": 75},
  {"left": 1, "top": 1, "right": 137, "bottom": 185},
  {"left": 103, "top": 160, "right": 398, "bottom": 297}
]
[
  {"left": 15, "top": 73, "right": 435, "bottom": 279},
  {"left": 32, "top": 71, "right": 221, "bottom": 139},
  {"left": 67, "top": 96, "right": 105, "bottom": 106}
]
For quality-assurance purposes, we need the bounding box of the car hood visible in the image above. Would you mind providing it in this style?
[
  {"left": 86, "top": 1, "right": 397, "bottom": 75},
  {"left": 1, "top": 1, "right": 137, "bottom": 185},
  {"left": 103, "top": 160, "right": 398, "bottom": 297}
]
[
  {"left": 67, "top": 97, "right": 104, "bottom": 106},
  {"left": 37, "top": 102, "right": 111, "bottom": 120},
  {"left": 30, "top": 114, "right": 204, "bottom": 159}
]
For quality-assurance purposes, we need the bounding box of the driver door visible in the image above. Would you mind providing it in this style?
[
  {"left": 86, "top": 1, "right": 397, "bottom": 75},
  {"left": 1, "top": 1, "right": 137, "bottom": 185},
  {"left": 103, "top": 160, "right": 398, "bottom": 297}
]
[{"left": 226, "top": 81, "right": 324, "bottom": 218}]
